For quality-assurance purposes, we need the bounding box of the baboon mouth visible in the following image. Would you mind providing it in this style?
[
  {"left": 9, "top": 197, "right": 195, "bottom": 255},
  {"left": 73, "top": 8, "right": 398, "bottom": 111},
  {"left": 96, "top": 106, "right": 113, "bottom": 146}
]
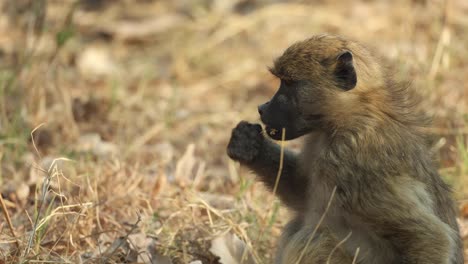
[
  {"left": 264, "top": 126, "right": 295, "bottom": 140},
  {"left": 265, "top": 126, "right": 282, "bottom": 137}
]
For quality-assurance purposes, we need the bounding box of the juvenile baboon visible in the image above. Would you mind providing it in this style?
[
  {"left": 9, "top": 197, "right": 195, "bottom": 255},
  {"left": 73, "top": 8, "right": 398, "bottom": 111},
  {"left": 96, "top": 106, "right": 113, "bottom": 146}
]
[{"left": 227, "top": 34, "right": 463, "bottom": 264}]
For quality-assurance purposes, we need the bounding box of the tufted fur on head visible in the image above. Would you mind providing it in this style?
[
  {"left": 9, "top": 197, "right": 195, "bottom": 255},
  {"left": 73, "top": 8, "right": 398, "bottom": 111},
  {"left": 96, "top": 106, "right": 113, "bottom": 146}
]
[{"left": 270, "top": 34, "right": 428, "bottom": 132}]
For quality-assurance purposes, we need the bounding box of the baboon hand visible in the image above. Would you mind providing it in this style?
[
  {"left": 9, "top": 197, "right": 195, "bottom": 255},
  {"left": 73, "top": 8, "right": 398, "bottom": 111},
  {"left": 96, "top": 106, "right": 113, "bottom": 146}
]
[{"left": 227, "top": 121, "right": 264, "bottom": 163}]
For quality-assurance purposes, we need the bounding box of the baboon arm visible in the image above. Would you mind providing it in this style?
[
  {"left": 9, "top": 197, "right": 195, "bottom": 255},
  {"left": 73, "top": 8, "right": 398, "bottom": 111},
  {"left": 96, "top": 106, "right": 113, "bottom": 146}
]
[{"left": 246, "top": 141, "right": 306, "bottom": 210}]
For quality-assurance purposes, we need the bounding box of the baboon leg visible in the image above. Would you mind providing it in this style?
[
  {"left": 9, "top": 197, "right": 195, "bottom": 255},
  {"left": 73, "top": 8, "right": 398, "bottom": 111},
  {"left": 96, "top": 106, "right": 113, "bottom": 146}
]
[
  {"left": 275, "top": 217, "right": 303, "bottom": 264},
  {"left": 279, "top": 227, "right": 353, "bottom": 264}
]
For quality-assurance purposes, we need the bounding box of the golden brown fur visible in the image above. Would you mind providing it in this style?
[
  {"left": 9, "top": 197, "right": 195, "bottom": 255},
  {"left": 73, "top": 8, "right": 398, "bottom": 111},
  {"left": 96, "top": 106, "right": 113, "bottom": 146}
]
[{"left": 227, "top": 34, "right": 463, "bottom": 264}]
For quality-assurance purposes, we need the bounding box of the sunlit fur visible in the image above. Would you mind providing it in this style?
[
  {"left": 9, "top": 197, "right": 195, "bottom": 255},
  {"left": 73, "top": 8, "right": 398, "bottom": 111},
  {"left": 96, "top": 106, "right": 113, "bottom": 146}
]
[{"left": 228, "top": 34, "right": 463, "bottom": 264}]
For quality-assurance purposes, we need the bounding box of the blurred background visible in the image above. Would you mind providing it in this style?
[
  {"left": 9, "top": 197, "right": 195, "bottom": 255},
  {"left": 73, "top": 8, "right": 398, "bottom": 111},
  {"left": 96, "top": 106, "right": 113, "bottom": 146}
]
[{"left": 0, "top": 0, "right": 467, "bottom": 263}]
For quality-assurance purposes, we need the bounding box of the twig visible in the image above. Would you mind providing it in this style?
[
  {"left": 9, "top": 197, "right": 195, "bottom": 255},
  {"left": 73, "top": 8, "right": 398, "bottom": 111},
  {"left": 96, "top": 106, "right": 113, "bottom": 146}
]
[
  {"left": 102, "top": 213, "right": 142, "bottom": 260},
  {"left": 22, "top": 166, "right": 52, "bottom": 259},
  {"left": 125, "top": 124, "right": 163, "bottom": 156},
  {"left": 352, "top": 247, "right": 361, "bottom": 264},
  {"left": 326, "top": 231, "right": 352, "bottom": 264},
  {"left": 0, "top": 194, "right": 20, "bottom": 248},
  {"left": 429, "top": 0, "right": 451, "bottom": 79},
  {"left": 272, "top": 128, "right": 286, "bottom": 196},
  {"left": 31, "top": 123, "right": 46, "bottom": 159}
]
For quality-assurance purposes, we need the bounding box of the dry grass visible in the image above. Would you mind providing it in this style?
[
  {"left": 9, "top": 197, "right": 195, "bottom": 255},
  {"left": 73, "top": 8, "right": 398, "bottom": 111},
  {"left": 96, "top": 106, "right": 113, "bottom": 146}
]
[{"left": 0, "top": 0, "right": 467, "bottom": 263}]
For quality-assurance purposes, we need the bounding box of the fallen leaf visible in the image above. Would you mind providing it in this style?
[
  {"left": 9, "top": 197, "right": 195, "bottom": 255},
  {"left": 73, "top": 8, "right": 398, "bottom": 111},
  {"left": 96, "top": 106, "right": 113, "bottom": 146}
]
[
  {"left": 77, "top": 133, "right": 118, "bottom": 157},
  {"left": 174, "top": 144, "right": 197, "bottom": 186},
  {"left": 128, "top": 233, "right": 155, "bottom": 263},
  {"left": 15, "top": 183, "right": 30, "bottom": 206},
  {"left": 77, "top": 45, "right": 119, "bottom": 79},
  {"left": 210, "top": 233, "right": 254, "bottom": 264},
  {"left": 151, "top": 174, "right": 166, "bottom": 198}
]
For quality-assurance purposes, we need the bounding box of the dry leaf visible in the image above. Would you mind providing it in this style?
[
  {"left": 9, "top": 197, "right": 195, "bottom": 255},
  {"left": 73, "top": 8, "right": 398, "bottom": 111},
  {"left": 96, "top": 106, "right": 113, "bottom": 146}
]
[
  {"left": 128, "top": 233, "right": 155, "bottom": 263},
  {"left": 210, "top": 233, "right": 254, "bottom": 264},
  {"left": 77, "top": 133, "right": 118, "bottom": 157},
  {"left": 174, "top": 143, "right": 197, "bottom": 185},
  {"left": 151, "top": 174, "right": 167, "bottom": 198},
  {"left": 15, "top": 183, "right": 30, "bottom": 206},
  {"left": 77, "top": 45, "right": 119, "bottom": 78}
]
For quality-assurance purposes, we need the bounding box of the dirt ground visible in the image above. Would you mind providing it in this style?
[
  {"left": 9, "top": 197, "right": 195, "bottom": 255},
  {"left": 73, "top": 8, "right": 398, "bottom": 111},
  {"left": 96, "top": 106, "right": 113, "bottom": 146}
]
[{"left": 0, "top": 0, "right": 467, "bottom": 263}]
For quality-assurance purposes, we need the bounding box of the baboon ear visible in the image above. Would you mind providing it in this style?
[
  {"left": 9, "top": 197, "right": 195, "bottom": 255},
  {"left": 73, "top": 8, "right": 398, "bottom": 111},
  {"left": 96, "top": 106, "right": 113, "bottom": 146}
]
[{"left": 334, "top": 51, "right": 357, "bottom": 91}]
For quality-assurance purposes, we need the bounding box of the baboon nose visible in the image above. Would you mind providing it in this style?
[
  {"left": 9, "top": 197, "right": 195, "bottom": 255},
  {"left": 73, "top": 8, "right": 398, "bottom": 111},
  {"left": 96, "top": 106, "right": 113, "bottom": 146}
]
[
  {"left": 258, "top": 105, "right": 263, "bottom": 115},
  {"left": 258, "top": 102, "right": 269, "bottom": 116}
]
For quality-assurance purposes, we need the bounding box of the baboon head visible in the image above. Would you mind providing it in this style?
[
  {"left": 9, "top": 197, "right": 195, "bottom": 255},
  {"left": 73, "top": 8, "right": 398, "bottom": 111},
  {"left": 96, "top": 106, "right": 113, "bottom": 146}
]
[{"left": 258, "top": 34, "right": 370, "bottom": 140}]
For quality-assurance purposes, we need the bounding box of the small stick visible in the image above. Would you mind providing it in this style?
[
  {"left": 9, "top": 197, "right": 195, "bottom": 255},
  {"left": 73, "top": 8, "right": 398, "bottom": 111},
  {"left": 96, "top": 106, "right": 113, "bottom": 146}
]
[
  {"left": 0, "top": 194, "right": 20, "bottom": 248},
  {"left": 271, "top": 128, "right": 286, "bottom": 196},
  {"left": 352, "top": 247, "right": 361, "bottom": 264},
  {"left": 326, "top": 231, "right": 352, "bottom": 264}
]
